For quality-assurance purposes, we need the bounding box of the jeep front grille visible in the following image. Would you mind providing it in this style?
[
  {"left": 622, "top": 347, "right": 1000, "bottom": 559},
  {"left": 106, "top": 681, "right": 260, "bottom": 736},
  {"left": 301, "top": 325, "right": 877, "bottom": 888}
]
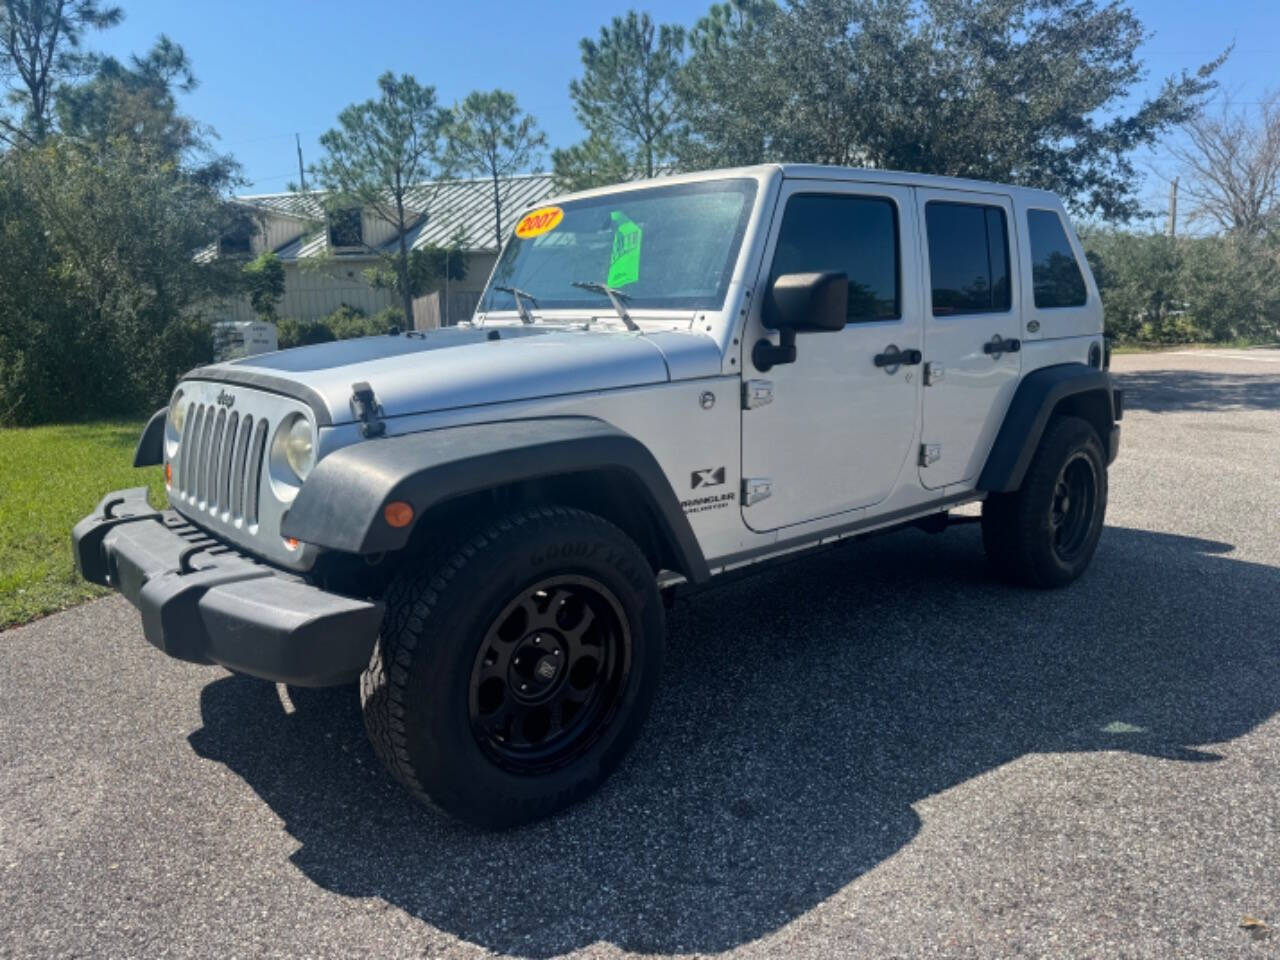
[{"left": 175, "top": 402, "right": 269, "bottom": 527}]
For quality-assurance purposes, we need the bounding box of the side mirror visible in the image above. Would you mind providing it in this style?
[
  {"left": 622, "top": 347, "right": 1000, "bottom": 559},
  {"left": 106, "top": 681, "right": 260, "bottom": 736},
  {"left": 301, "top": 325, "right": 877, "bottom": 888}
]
[
  {"left": 766, "top": 272, "right": 848, "bottom": 331},
  {"left": 754, "top": 271, "right": 848, "bottom": 371}
]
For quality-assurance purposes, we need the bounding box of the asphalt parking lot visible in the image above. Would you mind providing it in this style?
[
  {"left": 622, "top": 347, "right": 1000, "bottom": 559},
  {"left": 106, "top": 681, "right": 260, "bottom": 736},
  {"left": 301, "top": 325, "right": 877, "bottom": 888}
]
[{"left": 2, "top": 348, "right": 1279, "bottom": 959}]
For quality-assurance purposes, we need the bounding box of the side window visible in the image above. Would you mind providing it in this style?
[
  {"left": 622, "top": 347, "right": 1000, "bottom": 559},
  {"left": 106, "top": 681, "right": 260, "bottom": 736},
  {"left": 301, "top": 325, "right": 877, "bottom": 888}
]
[
  {"left": 925, "top": 201, "right": 1011, "bottom": 315},
  {"left": 770, "top": 193, "right": 900, "bottom": 322},
  {"left": 1027, "top": 209, "right": 1087, "bottom": 308}
]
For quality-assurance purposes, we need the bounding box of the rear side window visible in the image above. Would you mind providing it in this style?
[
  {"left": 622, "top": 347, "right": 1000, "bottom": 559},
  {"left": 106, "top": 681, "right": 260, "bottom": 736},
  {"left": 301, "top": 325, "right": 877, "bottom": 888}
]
[
  {"left": 1027, "top": 209, "right": 1087, "bottom": 308},
  {"left": 925, "top": 202, "right": 1011, "bottom": 315},
  {"left": 770, "top": 193, "right": 900, "bottom": 322}
]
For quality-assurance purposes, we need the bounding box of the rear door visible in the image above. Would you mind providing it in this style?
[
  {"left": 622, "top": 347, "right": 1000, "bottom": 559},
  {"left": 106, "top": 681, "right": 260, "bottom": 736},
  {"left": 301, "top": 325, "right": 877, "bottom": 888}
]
[{"left": 915, "top": 190, "right": 1023, "bottom": 489}]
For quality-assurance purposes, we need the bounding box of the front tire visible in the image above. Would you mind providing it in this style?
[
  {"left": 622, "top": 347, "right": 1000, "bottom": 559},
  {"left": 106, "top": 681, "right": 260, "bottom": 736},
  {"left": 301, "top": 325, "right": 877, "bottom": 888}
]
[
  {"left": 360, "top": 506, "right": 664, "bottom": 828},
  {"left": 981, "top": 415, "right": 1108, "bottom": 588}
]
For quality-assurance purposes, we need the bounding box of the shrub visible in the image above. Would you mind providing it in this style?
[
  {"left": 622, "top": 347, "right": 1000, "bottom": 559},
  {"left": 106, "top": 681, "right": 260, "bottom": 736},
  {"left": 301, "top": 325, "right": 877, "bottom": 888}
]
[{"left": 276, "top": 305, "right": 404, "bottom": 349}]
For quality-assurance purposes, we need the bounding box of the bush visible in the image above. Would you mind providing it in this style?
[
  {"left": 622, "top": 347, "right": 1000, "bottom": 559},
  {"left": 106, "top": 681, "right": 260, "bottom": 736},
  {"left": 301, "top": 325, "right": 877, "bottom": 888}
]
[
  {"left": 276, "top": 305, "right": 404, "bottom": 349},
  {"left": 1082, "top": 229, "right": 1280, "bottom": 345}
]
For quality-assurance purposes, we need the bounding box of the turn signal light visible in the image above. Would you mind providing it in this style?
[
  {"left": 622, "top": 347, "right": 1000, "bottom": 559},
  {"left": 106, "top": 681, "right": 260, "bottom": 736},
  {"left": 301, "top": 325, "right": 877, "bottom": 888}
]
[
  {"left": 164, "top": 462, "right": 172, "bottom": 486},
  {"left": 282, "top": 537, "right": 300, "bottom": 551},
  {"left": 384, "top": 501, "right": 414, "bottom": 528}
]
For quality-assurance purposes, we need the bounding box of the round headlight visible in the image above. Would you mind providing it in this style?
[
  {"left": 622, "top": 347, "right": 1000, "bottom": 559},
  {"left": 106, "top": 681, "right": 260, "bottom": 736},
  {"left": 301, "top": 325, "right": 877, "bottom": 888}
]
[
  {"left": 284, "top": 417, "right": 315, "bottom": 480},
  {"left": 168, "top": 390, "right": 187, "bottom": 435}
]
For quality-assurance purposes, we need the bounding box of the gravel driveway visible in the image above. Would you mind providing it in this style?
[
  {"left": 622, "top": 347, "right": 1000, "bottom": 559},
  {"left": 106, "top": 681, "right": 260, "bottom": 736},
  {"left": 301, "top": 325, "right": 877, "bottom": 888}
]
[{"left": 2, "top": 348, "right": 1278, "bottom": 959}]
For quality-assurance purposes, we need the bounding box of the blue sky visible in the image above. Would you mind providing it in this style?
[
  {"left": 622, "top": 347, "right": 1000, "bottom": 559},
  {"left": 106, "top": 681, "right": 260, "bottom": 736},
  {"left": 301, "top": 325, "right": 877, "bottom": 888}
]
[{"left": 93, "top": 0, "right": 1279, "bottom": 210}]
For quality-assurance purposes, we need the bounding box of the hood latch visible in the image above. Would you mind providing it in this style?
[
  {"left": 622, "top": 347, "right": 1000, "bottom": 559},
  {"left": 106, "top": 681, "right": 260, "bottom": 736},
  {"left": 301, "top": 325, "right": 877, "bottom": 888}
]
[{"left": 350, "top": 381, "right": 386, "bottom": 438}]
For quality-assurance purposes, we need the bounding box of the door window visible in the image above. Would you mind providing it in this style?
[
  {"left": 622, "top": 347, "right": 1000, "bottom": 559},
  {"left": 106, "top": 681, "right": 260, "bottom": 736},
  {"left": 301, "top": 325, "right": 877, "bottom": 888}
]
[
  {"left": 770, "top": 194, "right": 900, "bottom": 322},
  {"left": 1027, "top": 209, "right": 1087, "bottom": 308},
  {"left": 925, "top": 202, "right": 1011, "bottom": 315}
]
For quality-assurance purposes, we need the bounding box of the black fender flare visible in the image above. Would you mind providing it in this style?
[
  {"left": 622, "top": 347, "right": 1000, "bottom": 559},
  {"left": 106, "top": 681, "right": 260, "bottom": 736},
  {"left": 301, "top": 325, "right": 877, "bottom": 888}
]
[
  {"left": 280, "top": 416, "right": 711, "bottom": 583},
  {"left": 133, "top": 408, "right": 166, "bottom": 467},
  {"left": 978, "top": 363, "right": 1119, "bottom": 493}
]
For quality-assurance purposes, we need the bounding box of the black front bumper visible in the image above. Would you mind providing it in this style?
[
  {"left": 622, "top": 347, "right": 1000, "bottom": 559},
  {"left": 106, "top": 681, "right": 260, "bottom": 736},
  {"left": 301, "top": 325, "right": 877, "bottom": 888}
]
[{"left": 72, "top": 488, "right": 383, "bottom": 687}]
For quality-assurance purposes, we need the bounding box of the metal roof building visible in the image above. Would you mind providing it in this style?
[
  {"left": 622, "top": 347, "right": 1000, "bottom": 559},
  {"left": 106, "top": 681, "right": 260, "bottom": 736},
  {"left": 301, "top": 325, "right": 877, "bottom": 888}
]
[
  {"left": 237, "top": 173, "right": 559, "bottom": 262},
  {"left": 212, "top": 173, "right": 559, "bottom": 329}
]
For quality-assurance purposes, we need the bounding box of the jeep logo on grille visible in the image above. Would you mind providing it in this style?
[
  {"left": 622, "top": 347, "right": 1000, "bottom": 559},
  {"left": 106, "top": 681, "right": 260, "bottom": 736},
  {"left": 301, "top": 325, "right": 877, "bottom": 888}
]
[{"left": 215, "top": 390, "right": 235, "bottom": 408}]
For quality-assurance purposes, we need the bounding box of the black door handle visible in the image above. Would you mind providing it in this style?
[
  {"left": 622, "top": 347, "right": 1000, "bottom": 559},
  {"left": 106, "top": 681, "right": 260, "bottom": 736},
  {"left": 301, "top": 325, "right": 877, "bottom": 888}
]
[
  {"left": 983, "top": 337, "right": 1021, "bottom": 355},
  {"left": 874, "top": 347, "right": 922, "bottom": 368}
]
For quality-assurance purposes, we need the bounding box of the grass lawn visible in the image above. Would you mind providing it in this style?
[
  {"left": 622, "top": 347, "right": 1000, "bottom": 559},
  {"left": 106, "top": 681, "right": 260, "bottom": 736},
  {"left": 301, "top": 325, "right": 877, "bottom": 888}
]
[{"left": 0, "top": 420, "right": 162, "bottom": 629}]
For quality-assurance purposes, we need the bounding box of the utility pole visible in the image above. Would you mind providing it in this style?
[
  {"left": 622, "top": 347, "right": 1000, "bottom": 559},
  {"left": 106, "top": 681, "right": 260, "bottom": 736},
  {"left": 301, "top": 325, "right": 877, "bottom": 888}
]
[
  {"left": 296, "top": 134, "right": 307, "bottom": 192},
  {"left": 1167, "top": 176, "right": 1178, "bottom": 238}
]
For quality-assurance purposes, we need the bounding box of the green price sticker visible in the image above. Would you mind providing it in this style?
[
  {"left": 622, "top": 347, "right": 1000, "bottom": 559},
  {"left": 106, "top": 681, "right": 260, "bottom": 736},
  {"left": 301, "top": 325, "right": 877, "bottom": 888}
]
[{"left": 607, "top": 211, "right": 642, "bottom": 288}]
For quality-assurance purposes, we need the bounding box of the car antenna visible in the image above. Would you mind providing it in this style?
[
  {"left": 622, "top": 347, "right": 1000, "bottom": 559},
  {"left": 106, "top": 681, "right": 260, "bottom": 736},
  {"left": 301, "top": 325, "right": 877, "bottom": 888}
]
[
  {"left": 492, "top": 285, "right": 537, "bottom": 325},
  {"left": 570, "top": 281, "right": 640, "bottom": 332}
]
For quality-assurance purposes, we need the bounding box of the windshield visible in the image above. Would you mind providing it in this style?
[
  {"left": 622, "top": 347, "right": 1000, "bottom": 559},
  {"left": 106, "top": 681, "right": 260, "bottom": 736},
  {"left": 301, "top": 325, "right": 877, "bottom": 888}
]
[{"left": 481, "top": 178, "right": 758, "bottom": 315}]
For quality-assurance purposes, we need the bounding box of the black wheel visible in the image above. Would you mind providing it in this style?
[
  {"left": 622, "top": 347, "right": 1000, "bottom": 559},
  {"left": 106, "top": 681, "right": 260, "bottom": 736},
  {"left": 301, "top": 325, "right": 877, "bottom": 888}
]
[
  {"left": 360, "top": 506, "right": 664, "bottom": 828},
  {"left": 981, "top": 415, "right": 1108, "bottom": 588}
]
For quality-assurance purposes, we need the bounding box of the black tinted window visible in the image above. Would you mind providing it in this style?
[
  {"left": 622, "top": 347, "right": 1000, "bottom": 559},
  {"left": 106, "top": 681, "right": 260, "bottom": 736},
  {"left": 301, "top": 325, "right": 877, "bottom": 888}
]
[
  {"left": 328, "top": 208, "right": 363, "bottom": 248},
  {"left": 770, "top": 194, "right": 900, "bottom": 322},
  {"left": 1028, "top": 209, "right": 1087, "bottom": 308},
  {"left": 925, "top": 202, "right": 1011, "bottom": 315}
]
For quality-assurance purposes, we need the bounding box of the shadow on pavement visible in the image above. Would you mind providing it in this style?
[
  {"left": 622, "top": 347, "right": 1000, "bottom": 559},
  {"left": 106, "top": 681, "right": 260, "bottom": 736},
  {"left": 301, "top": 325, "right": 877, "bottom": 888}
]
[
  {"left": 1116, "top": 367, "right": 1280, "bottom": 414},
  {"left": 188, "top": 524, "right": 1280, "bottom": 956}
]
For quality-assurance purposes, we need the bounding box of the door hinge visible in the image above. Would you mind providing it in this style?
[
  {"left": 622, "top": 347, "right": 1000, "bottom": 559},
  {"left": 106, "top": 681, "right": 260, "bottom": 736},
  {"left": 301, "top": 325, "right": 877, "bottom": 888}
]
[
  {"left": 924, "top": 362, "right": 945, "bottom": 386},
  {"left": 742, "top": 379, "right": 774, "bottom": 409},
  {"left": 742, "top": 477, "right": 773, "bottom": 505},
  {"left": 919, "top": 443, "right": 942, "bottom": 467}
]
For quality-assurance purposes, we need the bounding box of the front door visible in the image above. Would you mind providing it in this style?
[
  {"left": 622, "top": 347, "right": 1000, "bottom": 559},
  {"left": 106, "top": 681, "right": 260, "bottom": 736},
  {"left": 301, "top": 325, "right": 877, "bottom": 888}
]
[
  {"left": 740, "top": 181, "right": 922, "bottom": 532},
  {"left": 914, "top": 189, "right": 1023, "bottom": 489}
]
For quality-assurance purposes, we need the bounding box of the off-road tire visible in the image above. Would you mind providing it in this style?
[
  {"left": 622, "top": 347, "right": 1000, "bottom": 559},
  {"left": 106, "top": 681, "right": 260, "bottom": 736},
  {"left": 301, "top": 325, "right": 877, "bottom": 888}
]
[
  {"left": 360, "top": 506, "right": 664, "bottom": 828},
  {"left": 981, "top": 415, "right": 1108, "bottom": 588}
]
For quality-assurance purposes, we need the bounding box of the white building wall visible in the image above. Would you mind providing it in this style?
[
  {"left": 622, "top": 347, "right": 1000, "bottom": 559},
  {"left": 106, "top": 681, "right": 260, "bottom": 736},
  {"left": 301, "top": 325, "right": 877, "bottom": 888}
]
[
  {"left": 253, "top": 215, "right": 308, "bottom": 256},
  {"left": 208, "top": 260, "right": 397, "bottom": 324}
]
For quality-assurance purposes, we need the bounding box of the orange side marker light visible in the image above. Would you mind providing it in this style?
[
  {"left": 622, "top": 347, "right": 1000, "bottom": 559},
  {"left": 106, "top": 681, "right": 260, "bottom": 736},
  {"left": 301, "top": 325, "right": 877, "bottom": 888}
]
[{"left": 384, "top": 501, "right": 414, "bottom": 528}]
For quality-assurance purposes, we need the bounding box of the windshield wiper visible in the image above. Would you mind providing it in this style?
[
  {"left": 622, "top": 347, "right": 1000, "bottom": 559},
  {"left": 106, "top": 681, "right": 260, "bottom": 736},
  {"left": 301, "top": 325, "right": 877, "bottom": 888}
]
[
  {"left": 571, "top": 281, "right": 640, "bottom": 332},
  {"left": 492, "top": 285, "right": 537, "bottom": 324}
]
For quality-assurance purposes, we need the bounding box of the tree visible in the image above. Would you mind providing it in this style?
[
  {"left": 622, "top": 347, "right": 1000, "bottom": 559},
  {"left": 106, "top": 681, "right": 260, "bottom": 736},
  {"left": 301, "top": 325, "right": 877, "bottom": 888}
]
[
  {"left": 673, "top": 0, "right": 782, "bottom": 171},
  {"left": 674, "top": 0, "right": 1223, "bottom": 221},
  {"left": 1169, "top": 91, "right": 1280, "bottom": 237},
  {"left": 0, "top": 38, "right": 246, "bottom": 423},
  {"left": 448, "top": 89, "right": 546, "bottom": 249},
  {"left": 568, "top": 10, "right": 685, "bottom": 179},
  {"left": 0, "top": 0, "right": 122, "bottom": 144},
  {"left": 243, "top": 251, "right": 285, "bottom": 320},
  {"left": 54, "top": 34, "right": 197, "bottom": 153},
  {"left": 362, "top": 236, "right": 467, "bottom": 310},
  {"left": 311, "top": 72, "right": 452, "bottom": 325},
  {"left": 551, "top": 130, "right": 630, "bottom": 192}
]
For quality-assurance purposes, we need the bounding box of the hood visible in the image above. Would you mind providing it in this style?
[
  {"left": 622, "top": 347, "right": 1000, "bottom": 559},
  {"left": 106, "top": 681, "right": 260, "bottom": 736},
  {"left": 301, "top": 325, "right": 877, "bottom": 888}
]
[{"left": 195, "top": 325, "right": 722, "bottom": 424}]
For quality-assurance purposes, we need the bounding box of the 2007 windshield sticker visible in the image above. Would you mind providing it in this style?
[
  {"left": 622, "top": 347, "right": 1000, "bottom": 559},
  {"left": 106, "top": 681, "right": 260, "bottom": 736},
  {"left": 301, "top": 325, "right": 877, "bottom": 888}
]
[{"left": 515, "top": 206, "right": 564, "bottom": 239}]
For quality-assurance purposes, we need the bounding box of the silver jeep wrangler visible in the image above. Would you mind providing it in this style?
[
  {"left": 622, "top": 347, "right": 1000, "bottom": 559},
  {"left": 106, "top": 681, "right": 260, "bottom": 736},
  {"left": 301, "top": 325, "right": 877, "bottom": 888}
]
[{"left": 74, "top": 165, "right": 1121, "bottom": 827}]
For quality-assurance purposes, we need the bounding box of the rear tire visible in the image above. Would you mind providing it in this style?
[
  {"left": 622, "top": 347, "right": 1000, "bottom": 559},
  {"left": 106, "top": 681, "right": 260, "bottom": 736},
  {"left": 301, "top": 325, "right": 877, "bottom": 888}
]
[
  {"left": 981, "top": 415, "right": 1108, "bottom": 588},
  {"left": 360, "top": 506, "right": 664, "bottom": 828}
]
